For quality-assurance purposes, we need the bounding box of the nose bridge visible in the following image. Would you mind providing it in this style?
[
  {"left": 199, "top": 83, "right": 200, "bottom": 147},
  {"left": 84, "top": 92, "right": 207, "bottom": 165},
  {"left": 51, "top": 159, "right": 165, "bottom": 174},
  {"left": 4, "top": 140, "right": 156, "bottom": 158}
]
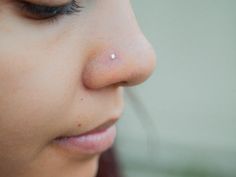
[{"left": 82, "top": 1, "right": 156, "bottom": 90}]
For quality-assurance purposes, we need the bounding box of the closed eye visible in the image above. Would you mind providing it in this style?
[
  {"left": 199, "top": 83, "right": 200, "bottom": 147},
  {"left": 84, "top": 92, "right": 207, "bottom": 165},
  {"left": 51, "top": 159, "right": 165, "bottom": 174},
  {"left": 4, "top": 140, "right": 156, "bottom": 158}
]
[{"left": 18, "top": 0, "right": 82, "bottom": 21}]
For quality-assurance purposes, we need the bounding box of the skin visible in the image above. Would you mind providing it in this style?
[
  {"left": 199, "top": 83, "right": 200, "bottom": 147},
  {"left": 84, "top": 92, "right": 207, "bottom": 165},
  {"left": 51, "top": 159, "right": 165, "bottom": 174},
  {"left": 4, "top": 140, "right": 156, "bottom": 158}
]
[{"left": 0, "top": 0, "right": 156, "bottom": 177}]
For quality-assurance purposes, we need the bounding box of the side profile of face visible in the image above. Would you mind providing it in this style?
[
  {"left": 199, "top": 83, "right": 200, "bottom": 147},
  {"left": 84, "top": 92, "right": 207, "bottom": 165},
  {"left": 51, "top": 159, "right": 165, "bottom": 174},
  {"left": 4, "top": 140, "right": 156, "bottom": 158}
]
[{"left": 0, "top": 0, "right": 156, "bottom": 177}]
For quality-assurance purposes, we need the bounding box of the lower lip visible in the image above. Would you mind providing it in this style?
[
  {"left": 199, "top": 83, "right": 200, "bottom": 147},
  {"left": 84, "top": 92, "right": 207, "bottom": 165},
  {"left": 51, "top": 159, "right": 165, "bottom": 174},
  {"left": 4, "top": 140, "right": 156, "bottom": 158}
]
[{"left": 53, "top": 125, "right": 116, "bottom": 154}]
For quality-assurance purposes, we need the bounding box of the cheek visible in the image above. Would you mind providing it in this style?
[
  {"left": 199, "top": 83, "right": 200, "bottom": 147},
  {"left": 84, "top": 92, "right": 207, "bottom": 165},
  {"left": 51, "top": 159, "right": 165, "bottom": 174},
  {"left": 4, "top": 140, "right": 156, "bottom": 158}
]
[{"left": 0, "top": 45, "right": 80, "bottom": 169}]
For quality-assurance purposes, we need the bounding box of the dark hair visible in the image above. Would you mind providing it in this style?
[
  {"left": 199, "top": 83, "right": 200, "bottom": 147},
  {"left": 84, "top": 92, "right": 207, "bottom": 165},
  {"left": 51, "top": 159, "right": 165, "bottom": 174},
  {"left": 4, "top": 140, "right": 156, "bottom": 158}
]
[{"left": 96, "top": 147, "right": 123, "bottom": 177}]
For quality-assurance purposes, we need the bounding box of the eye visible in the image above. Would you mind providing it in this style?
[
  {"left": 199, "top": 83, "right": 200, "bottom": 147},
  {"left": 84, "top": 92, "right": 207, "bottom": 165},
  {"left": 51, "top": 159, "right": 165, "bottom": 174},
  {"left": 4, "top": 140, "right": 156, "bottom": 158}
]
[{"left": 18, "top": 0, "right": 82, "bottom": 21}]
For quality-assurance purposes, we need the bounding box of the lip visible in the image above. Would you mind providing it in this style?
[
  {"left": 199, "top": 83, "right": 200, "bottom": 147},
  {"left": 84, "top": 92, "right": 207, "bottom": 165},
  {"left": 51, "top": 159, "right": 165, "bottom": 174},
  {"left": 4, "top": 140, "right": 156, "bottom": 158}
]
[
  {"left": 76, "top": 118, "right": 118, "bottom": 137},
  {"left": 53, "top": 119, "right": 118, "bottom": 154}
]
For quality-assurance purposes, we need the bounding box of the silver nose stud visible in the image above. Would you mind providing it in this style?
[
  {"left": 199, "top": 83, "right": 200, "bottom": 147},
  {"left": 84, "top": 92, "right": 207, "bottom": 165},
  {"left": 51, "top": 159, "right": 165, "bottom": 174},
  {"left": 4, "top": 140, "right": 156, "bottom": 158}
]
[{"left": 110, "top": 53, "right": 116, "bottom": 60}]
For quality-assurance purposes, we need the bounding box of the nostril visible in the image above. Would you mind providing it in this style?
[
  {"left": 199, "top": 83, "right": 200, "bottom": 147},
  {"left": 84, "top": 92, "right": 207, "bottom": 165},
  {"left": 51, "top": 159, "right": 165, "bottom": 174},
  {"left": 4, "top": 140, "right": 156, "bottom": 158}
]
[
  {"left": 120, "top": 81, "right": 128, "bottom": 85},
  {"left": 112, "top": 81, "right": 129, "bottom": 87}
]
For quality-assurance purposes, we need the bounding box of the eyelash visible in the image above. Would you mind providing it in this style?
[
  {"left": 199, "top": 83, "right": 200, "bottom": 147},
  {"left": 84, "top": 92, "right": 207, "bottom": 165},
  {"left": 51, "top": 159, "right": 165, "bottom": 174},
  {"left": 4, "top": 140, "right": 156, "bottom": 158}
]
[{"left": 19, "top": 0, "right": 82, "bottom": 22}]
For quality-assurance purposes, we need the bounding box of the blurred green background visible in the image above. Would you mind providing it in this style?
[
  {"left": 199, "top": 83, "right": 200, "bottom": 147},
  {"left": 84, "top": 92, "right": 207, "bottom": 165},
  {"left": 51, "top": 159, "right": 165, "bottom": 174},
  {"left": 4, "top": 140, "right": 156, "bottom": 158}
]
[{"left": 116, "top": 0, "right": 236, "bottom": 177}]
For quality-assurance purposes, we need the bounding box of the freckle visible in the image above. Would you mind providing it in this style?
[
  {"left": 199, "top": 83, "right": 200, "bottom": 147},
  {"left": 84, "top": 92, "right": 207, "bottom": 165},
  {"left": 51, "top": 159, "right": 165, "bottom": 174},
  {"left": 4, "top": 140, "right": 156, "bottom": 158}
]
[
  {"left": 78, "top": 123, "right": 82, "bottom": 127},
  {"left": 80, "top": 98, "right": 84, "bottom": 101}
]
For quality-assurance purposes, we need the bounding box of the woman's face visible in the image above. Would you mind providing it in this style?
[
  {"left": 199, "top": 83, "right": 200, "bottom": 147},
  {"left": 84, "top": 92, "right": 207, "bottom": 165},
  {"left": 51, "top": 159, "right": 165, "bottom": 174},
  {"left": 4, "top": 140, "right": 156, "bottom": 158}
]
[{"left": 0, "top": 0, "right": 156, "bottom": 177}]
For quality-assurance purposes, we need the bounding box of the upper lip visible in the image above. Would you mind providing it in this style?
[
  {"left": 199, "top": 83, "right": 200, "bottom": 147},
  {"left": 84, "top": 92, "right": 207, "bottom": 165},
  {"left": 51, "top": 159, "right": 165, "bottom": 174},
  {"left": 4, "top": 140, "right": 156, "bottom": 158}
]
[
  {"left": 56, "top": 117, "right": 119, "bottom": 139},
  {"left": 77, "top": 118, "right": 118, "bottom": 137}
]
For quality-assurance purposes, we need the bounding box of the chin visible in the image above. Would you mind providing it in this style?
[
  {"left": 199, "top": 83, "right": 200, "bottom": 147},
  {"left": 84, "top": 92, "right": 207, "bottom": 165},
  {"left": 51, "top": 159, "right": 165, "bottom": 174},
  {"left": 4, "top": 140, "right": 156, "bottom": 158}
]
[{"left": 84, "top": 155, "right": 100, "bottom": 177}]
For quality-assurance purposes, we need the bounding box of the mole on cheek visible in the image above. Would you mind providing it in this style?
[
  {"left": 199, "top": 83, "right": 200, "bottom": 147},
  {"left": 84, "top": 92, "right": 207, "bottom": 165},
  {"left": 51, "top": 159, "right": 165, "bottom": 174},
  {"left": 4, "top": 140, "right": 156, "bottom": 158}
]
[{"left": 77, "top": 123, "right": 82, "bottom": 127}]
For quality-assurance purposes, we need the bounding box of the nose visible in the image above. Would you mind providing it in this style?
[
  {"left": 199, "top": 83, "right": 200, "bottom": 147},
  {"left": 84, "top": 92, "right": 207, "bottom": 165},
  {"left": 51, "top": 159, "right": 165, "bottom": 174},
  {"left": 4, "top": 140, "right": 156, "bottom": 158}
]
[
  {"left": 82, "top": 4, "right": 156, "bottom": 90},
  {"left": 82, "top": 45, "right": 156, "bottom": 89}
]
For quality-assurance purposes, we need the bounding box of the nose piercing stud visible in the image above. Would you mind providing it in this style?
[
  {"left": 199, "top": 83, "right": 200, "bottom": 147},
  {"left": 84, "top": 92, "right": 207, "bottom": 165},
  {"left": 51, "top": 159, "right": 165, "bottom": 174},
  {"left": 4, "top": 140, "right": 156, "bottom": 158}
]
[{"left": 110, "top": 53, "right": 116, "bottom": 60}]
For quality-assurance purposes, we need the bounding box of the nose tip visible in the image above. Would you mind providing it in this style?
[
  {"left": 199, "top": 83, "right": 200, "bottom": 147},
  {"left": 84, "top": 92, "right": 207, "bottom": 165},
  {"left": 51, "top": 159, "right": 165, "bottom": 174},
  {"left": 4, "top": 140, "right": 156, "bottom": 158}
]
[{"left": 82, "top": 45, "right": 156, "bottom": 89}]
